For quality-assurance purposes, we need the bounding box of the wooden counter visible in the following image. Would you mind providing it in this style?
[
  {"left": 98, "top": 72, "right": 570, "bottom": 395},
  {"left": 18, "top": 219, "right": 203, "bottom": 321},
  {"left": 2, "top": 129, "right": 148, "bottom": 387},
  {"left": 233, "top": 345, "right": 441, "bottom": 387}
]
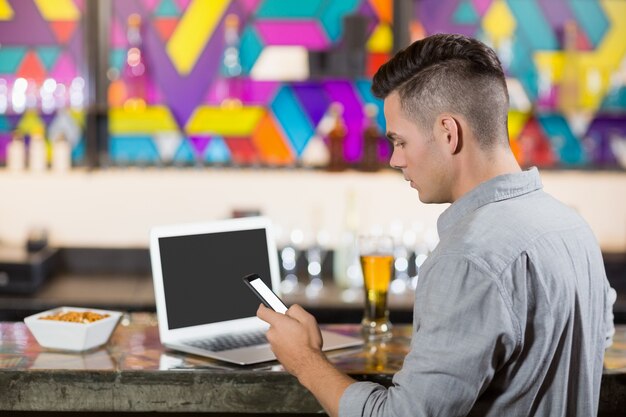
[{"left": 0, "top": 314, "right": 625, "bottom": 415}]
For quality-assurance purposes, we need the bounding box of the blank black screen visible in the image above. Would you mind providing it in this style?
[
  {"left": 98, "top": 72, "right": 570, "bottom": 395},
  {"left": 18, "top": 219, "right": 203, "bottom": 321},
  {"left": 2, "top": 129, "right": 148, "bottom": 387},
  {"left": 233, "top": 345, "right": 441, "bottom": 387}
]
[{"left": 159, "top": 228, "right": 273, "bottom": 329}]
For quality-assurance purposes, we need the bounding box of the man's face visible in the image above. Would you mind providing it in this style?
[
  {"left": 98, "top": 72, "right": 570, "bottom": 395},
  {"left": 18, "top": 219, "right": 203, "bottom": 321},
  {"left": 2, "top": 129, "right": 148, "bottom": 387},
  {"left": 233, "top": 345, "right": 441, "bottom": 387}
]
[{"left": 384, "top": 92, "right": 452, "bottom": 204}]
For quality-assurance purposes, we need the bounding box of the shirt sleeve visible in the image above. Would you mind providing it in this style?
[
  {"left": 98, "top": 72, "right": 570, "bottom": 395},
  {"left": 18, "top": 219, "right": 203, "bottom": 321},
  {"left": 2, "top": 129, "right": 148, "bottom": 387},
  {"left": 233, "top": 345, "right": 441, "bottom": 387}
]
[{"left": 339, "top": 255, "right": 518, "bottom": 417}]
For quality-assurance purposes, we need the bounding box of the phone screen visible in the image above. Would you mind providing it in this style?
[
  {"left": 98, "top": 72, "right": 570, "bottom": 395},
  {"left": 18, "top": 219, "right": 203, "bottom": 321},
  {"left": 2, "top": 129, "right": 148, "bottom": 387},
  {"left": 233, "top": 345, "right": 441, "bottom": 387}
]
[{"left": 243, "top": 274, "right": 288, "bottom": 314}]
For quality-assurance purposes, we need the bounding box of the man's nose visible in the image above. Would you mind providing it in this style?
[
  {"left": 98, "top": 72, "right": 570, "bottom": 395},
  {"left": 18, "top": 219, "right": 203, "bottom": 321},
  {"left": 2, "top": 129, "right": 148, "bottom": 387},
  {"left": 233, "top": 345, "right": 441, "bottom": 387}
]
[{"left": 389, "top": 149, "right": 405, "bottom": 170}]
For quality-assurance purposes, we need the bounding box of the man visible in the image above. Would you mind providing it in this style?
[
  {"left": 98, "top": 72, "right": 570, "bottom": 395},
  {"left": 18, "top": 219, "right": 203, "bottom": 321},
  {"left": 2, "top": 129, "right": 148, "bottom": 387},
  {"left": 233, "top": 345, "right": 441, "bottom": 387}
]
[{"left": 257, "top": 34, "right": 615, "bottom": 416}]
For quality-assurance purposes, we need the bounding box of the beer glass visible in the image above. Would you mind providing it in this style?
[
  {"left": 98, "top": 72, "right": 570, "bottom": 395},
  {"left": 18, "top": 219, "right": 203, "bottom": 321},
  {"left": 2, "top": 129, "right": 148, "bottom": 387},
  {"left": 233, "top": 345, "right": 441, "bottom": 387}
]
[{"left": 359, "top": 235, "right": 393, "bottom": 340}]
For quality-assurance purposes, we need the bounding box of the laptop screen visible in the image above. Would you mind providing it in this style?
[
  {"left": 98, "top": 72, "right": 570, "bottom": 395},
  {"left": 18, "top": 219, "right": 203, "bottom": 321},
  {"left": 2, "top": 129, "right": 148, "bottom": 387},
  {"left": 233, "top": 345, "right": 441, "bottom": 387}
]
[{"left": 158, "top": 228, "right": 274, "bottom": 330}]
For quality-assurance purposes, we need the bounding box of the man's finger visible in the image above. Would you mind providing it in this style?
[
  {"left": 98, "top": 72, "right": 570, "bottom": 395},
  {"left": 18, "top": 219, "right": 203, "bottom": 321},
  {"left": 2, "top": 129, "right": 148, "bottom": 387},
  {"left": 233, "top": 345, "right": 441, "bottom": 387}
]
[
  {"left": 287, "top": 304, "right": 316, "bottom": 324},
  {"left": 257, "top": 303, "right": 281, "bottom": 324}
]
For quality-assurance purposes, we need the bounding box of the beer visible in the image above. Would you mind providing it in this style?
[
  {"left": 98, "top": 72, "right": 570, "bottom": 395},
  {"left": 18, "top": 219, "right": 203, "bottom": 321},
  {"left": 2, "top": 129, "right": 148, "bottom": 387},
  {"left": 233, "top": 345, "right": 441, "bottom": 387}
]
[{"left": 360, "top": 254, "right": 393, "bottom": 339}]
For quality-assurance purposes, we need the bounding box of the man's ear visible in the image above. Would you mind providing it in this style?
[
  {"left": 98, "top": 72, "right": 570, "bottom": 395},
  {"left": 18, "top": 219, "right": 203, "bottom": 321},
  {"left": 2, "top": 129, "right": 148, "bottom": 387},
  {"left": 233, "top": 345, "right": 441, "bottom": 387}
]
[{"left": 437, "top": 114, "right": 461, "bottom": 155}]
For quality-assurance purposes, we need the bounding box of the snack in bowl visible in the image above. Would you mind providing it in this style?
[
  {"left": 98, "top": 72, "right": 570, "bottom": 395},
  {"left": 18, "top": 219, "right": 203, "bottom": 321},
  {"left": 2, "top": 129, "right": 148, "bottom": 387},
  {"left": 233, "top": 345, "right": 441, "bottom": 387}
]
[
  {"left": 24, "top": 306, "right": 123, "bottom": 352},
  {"left": 39, "top": 310, "right": 110, "bottom": 324}
]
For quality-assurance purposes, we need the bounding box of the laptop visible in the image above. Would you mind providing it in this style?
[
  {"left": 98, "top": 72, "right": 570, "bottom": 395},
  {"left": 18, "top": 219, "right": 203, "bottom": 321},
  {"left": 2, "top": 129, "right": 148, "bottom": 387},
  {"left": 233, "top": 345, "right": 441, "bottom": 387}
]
[{"left": 149, "top": 216, "right": 363, "bottom": 365}]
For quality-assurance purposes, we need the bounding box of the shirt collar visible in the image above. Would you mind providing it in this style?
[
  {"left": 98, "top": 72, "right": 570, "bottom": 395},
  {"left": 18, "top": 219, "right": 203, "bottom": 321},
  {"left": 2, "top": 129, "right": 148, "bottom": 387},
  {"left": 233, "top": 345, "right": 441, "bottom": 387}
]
[{"left": 437, "top": 167, "right": 543, "bottom": 237}]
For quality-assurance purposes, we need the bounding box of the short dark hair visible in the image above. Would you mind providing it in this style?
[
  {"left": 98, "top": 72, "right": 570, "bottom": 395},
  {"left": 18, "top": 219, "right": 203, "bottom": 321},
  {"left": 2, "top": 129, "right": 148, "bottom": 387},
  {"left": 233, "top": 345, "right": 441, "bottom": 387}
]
[{"left": 372, "top": 34, "right": 509, "bottom": 148}]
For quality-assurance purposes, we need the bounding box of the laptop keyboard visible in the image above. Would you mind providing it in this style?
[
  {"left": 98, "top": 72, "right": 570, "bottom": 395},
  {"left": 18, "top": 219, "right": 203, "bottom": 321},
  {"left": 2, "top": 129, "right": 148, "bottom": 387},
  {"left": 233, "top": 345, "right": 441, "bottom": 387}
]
[{"left": 184, "top": 330, "right": 268, "bottom": 352}]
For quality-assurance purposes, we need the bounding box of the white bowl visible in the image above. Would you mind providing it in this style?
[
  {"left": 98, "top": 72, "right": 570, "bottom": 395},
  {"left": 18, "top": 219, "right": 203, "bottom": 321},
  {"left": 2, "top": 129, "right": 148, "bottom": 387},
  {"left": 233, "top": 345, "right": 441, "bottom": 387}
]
[{"left": 24, "top": 306, "right": 123, "bottom": 352}]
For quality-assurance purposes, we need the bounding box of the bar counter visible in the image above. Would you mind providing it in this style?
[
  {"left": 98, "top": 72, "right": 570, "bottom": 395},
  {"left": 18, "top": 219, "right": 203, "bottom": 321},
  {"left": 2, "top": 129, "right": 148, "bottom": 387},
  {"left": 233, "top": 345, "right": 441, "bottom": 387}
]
[{"left": 1, "top": 313, "right": 625, "bottom": 415}]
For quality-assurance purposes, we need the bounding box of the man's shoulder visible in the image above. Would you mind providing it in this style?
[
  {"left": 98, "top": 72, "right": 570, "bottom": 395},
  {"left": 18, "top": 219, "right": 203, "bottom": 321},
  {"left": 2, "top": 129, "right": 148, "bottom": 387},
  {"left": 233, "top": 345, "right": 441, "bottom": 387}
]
[
  {"left": 438, "top": 189, "right": 594, "bottom": 275},
  {"left": 479, "top": 188, "right": 583, "bottom": 228}
]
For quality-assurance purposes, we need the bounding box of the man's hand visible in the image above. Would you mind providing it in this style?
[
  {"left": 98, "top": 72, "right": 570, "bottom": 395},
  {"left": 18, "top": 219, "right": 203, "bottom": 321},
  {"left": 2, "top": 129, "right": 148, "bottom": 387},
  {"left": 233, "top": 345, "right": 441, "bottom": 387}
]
[
  {"left": 256, "top": 303, "right": 324, "bottom": 377},
  {"left": 256, "top": 303, "right": 356, "bottom": 417}
]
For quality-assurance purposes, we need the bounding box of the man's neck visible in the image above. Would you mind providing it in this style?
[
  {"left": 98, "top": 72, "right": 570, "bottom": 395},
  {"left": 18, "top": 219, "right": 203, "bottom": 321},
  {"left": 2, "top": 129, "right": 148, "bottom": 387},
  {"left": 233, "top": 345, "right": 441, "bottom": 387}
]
[{"left": 450, "top": 146, "right": 522, "bottom": 203}]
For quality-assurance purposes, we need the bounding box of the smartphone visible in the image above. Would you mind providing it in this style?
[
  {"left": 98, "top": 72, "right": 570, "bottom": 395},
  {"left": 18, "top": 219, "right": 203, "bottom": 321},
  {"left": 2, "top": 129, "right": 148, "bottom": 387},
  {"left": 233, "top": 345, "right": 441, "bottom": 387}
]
[{"left": 242, "top": 273, "right": 288, "bottom": 314}]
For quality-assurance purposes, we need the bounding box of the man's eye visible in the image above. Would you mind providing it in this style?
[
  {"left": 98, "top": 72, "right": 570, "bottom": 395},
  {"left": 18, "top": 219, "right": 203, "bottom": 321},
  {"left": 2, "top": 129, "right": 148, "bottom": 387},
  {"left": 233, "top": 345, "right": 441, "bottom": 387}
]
[{"left": 394, "top": 142, "right": 405, "bottom": 148}]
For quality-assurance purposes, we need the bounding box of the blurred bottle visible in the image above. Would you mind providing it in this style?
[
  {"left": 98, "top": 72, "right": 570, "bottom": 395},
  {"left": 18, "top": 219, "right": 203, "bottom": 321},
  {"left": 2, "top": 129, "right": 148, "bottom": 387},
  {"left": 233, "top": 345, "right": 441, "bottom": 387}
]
[
  {"left": 280, "top": 228, "right": 304, "bottom": 294},
  {"left": 388, "top": 221, "right": 410, "bottom": 294},
  {"left": 51, "top": 132, "right": 72, "bottom": 173},
  {"left": 221, "top": 14, "right": 243, "bottom": 108},
  {"left": 333, "top": 189, "right": 361, "bottom": 289},
  {"left": 305, "top": 206, "right": 329, "bottom": 298},
  {"left": 360, "top": 104, "right": 382, "bottom": 172},
  {"left": 29, "top": 128, "right": 47, "bottom": 172},
  {"left": 558, "top": 20, "right": 580, "bottom": 116},
  {"left": 123, "top": 13, "right": 147, "bottom": 111},
  {"left": 326, "top": 102, "right": 347, "bottom": 172},
  {"left": 7, "top": 132, "right": 26, "bottom": 172}
]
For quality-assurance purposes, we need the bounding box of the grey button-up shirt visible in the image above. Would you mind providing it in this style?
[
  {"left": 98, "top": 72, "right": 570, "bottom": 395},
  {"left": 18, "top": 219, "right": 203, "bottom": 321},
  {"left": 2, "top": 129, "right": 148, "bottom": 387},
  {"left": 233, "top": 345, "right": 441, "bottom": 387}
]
[{"left": 339, "top": 168, "right": 614, "bottom": 417}]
